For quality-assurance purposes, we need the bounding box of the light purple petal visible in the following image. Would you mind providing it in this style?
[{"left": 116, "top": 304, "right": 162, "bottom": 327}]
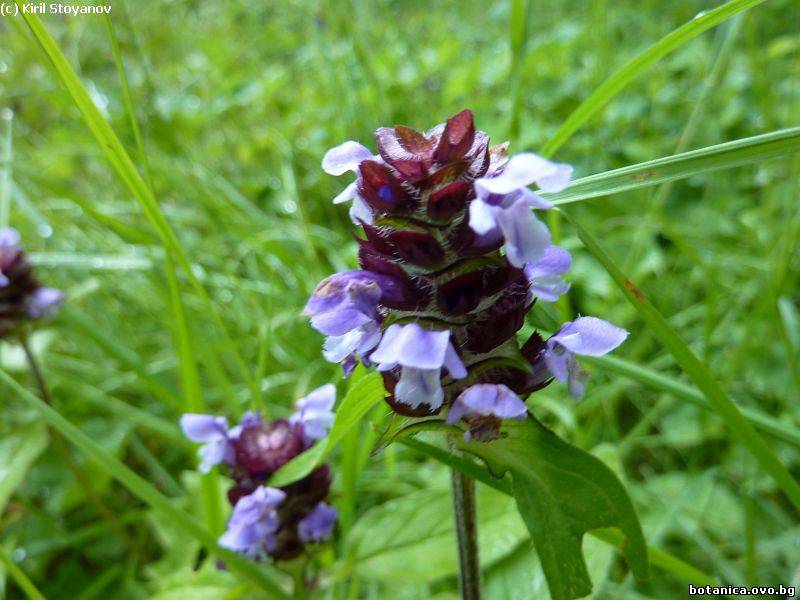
[
  {"left": 443, "top": 343, "right": 467, "bottom": 379},
  {"left": 525, "top": 245, "right": 572, "bottom": 278},
  {"left": 219, "top": 486, "right": 285, "bottom": 557},
  {"left": 298, "top": 502, "right": 338, "bottom": 543},
  {"left": 349, "top": 195, "right": 374, "bottom": 224},
  {"left": 494, "top": 201, "right": 551, "bottom": 268},
  {"left": 198, "top": 440, "right": 231, "bottom": 473},
  {"left": 0, "top": 228, "right": 20, "bottom": 248},
  {"left": 566, "top": 358, "right": 589, "bottom": 399},
  {"left": 528, "top": 276, "right": 570, "bottom": 302},
  {"left": 26, "top": 287, "right": 65, "bottom": 319},
  {"left": 322, "top": 141, "right": 373, "bottom": 176},
  {"left": 449, "top": 384, "right": 527, "bottom": 423},
  {"left": 552, "top": 316, "right": 628, "bottom": 356},
  {"left": 394, "top": 367, "right": 445, "bottom": 410},
  {"left": 370, "top": 323, "right": 451, "bottom": 370},
  {"left": 334, "top": 180, "right": 359, "bottom": 205},
  {"left": 468, "top": 198, "right": 498, "bottom": 235},
  {"left": 180, "top": 414, "right": 228, "bottom": 442},
  {"left": 322, "top": 321, "right": 381, "bottom": 364},
  {"left": 544, "top": 348, "right": 569, "bottom": 382},
  {"left": 0, "top": 272, "right": 8, "bottom": 288},
  {"left": 475, "top": 153, "right": 572, "bottom": 195},
  {"left": 292, "top": 384, "right": 336, "bottom": 441},
  {"left": 311, "top": 308, "right": 373, "bottom": 337},
  {"left": 517, "top": 187, "right": 554, "bottom": 210}
]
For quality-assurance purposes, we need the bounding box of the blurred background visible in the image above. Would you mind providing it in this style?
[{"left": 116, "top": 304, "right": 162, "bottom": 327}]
[{"left": 0, "top": 0, "right": 799, "bottom": 597}]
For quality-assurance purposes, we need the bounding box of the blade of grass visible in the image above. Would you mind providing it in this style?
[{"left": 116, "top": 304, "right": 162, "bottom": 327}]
[
  {"left": 583, "top": 354, "right": 800, "bottom": 449},
  {"left": 17, "top": 9, "right": 260, "bottom": 405},
  {"left": 564, "top": 212, "right": 800, "bottom": 512},
  {"left": 541, "top": 126, "right": 800, "bottom": 206},
  {"left": 0, "top": 109, "right": 12, "bottom": 228},
  {"left": 625, "top": 15, "right": 744, "bottom": 271},
  {"left": 0, "top": 367, "right": 289, "bottom": 599},
  {"left": 539, "top": 0, "right": 767, "bottom": 158},
  {"left": 506, "top": 0, "right": 532, "bottom": 144},
  {"left": 0, "top": 545, "right": 46, "bottom": 600},
  {"left": 399, "top": 438, "right": 717, "bottom": 586},
  {"left": 104, "top": 12, "right": 224, "bottom": 535}
]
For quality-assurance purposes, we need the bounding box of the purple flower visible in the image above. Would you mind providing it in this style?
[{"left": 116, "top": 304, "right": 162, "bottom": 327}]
[
  {"left": 180, "top": 414, "right": 236, "bottom": 473},
  {"left": 447, "top": 384, "right": 528, "bottom": 424},
  {"left": 219, "top": 486, "right": 286, "bottom": 559},
  {"left": 544, "top": 317, "right": 628, "bottom": 399},
  {"left": 470, "top": 153, "right": 572, "bottom": 268},
  {"left": 25, "top": 287, "right": 66, "bottom": 318},
  {"left": 0, "top": 227, "right": 20, "bottom": 249},
  {"left": 524, "top": 245, "right": 572, "bottom": 303},
  {"left": 370, "top": 323, "right": 467, "bottom": 410},
  {"left": 322, "top": 140, "right": 376, "bottom": 223},
  {"left": 291, "top": 384, "right": 336, "bottom": 442},
  {"left": 298, "top": 502, "right": 338, "bottom": 543},
  {"left": 304, "top": 270, "right": 389, "bottom": 370}
]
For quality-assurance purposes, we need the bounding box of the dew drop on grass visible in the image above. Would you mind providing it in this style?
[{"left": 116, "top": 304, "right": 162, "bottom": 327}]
[
  {"left": 282, "top": 199, "right": 297, "bottom": 214},
  {"left": 11, "top": 548, "right": 26, "bottom": 562},
  {"left": 37, "top": 224, "right": 53, "bottom": 238}
]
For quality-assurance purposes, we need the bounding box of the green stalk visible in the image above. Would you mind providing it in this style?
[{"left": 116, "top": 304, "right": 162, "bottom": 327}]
[{"left": 451, "top": 466, "right": 481, "bottom": 600}]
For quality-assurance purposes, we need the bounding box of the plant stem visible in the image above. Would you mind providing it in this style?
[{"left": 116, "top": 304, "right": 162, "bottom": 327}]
[{"left": 450, "top": 466, "right": 481, "bottom": 600}]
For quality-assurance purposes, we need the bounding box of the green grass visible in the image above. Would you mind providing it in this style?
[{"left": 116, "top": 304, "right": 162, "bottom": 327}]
[{"left": 1, "top": 0, "right": 799, "bottom": 598}]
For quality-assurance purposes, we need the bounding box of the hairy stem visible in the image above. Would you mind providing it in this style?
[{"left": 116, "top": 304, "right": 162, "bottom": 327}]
[{"left": 451, "top": 465, "right": 481, "bottom": 600}]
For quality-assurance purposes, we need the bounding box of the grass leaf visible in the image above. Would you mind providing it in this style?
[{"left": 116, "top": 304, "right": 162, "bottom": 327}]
[
  {"left": 542, "top": 127, "right": 800, "bottom": 205},
  {"left": 0, "top": 368, "right": 290, "bottom": 599},
  {"left": 565, "top": 212, "right": 800, "bottom": 512},
  {"left": 540, "top": 0, "right": 767, "bottom": 157}
]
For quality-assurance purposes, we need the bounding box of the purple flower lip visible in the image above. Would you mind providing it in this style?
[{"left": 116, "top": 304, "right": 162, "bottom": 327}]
[
  {"left": 291, "top": 384, "right": 336, "bottom": 443},
  {"left": 298, "top": 502, "right": 338, "bottom": 544},
  {"left": 219, "top": 486, "right": 286, "bottom": 559},
  {"left": 370, "top": 322, "right": 466, "bottom": 410},
  {"left": 179, "top": 414, "right": 236, "bottom": 473},
  {"left": 447, "top": 384, "right": 528, "bottom": 425},
  {"left": 544, "top": 317, "right": 628, "bottom": 399}
]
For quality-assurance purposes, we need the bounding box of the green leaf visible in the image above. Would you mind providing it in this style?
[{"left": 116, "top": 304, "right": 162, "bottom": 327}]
[
  {"left": 0, "top": 422, "right": 48, "bottom": 513},
  {"left": 565, "top": 213, "right": 800, "bottom": 512},
  {"left": 268, "top": 441, "right": 326, "bottom": 488},
  {"left": 458, "top": 418, "right": 648, "bottom": 600},
  {"left": 542, "top": 127, "right": 800, "bottom": 206},
  {"left": 0, "top": 368, "right": 290, "bottom": 599},
  {"left": 539, "top": 0, "right": 767, "bottom": 157},
  {"left": 346, "top": 482, "right": 528, "bottom": 583},
  {"left": 268, "top": 369, "right": 386, "bottom": 487},
  {"left": 402, "top": 437, "right": 718, "bottom": 587}
]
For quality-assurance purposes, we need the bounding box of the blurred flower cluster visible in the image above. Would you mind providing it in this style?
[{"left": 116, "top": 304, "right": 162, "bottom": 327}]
[
  {"left": 306, "top": 111, "right": 627, "bottom": 441},
  {"left": 0, "top": 227, "right": 65, "bottom": 338},
  {"left": 181, "top": 385, "right": 338, "bottom": 561}
]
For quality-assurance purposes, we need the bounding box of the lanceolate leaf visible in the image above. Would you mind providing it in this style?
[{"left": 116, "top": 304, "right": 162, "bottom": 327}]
[
  {"left": 542, "top": 127, "right": 800, "bottom": 205},
  {"left": 458, "top": 418, "right": 648, "bottom": 600}
]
